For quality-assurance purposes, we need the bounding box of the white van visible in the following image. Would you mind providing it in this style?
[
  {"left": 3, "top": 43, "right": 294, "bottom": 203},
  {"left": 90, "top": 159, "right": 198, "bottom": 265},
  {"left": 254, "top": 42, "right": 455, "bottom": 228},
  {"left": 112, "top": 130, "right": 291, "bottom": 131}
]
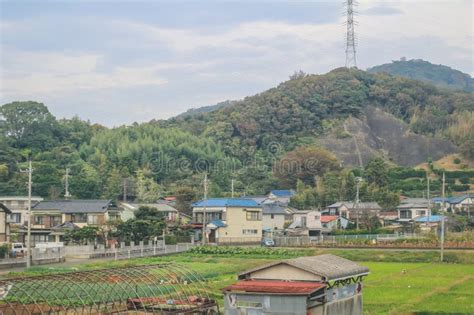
[{"left": 11, "top": 243, "right": 27, "bottom": 256}]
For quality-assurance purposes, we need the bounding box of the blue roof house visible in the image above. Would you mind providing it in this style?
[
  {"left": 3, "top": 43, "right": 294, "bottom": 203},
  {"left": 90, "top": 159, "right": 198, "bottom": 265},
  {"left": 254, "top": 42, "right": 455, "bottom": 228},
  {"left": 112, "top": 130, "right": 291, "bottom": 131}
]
[
  {"left": 448, "top": 194, "right": 474, "bottom": 213},
  {"left": 192, "top": 198, "right": 262, "bottom": 245}
]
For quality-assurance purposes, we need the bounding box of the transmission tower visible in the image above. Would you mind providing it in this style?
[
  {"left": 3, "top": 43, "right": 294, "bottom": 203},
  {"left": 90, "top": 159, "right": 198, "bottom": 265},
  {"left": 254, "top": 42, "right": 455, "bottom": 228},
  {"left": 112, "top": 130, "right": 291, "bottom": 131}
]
[{"left": 344, "top": 0, "right": 358, "bottom": 68}]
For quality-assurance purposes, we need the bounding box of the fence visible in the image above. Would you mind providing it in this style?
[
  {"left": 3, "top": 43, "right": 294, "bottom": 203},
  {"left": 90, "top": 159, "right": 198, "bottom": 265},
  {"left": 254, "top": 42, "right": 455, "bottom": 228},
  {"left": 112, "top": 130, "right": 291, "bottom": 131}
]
[
  {"left": 0, "top": 242, "right": 195, "bottom": 269},
  {"left": 0, "top": 247, "right": 65, "bottom": 269},
  {"left": 274, "top": 233, "right": 420, "bottom": 247}
]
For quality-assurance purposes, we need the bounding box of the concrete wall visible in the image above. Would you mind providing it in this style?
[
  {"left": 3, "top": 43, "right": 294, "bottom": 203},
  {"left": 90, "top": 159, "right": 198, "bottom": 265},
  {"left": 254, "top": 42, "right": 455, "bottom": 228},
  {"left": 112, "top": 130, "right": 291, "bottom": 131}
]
[{"left": 262, "top": 213, "right": 285, "bottom": 230}]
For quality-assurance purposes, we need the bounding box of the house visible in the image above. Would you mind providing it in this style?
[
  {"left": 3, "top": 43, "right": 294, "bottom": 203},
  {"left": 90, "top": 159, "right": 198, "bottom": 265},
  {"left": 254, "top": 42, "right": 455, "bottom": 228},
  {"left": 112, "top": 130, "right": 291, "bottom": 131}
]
[
  {"left": 288, "top": 210, "right": 322, "bottom": 236},
  {"left": 262, "top": 203, "right": 286, "bottom": 230},
  {"left": 448, "top": 194, "right": 474, "bottom": 213},
  {"left": 192, "top": 198, "right": 263, "bottom": 244},
  {"left": 397, "top": 198, "right": 431, "bottom": 222},
  {"left": 326, "top": 201, "right": 382, "bottom": 220},
  {"left": 222, "top": 254, "right": 369, "bottom": 315},
  {"left": 121, "top": 201, "right": 181, "bottom": 222},
  {"left": 267, "top": 190, "right": 295, "bottom": 205},
  {"left": 0, "top": 203, "right": 12, "bottom": 243},
  {"left": 378, "top": 211, "right": 399, "bottom": 226},
  {"left": 0, "top": 196, "right": 43, "bottom": 227},
  {"left": 320, "top": 215, "right": 338, "bottom": 232},
  {"left": 26, "top": 200, "right": 123, "bottom": 245}
]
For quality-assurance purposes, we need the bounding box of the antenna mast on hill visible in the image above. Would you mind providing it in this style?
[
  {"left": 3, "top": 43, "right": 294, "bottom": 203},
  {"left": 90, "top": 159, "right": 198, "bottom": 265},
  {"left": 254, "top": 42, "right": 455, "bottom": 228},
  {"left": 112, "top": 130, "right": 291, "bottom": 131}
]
[{"left": 344, "top": 0, "right": 358, "bottom": 68}]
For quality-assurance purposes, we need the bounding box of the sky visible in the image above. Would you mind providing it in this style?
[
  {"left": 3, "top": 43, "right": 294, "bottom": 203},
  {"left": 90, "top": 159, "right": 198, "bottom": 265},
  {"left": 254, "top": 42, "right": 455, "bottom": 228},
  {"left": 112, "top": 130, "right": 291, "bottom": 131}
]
[{"left": 1, "top": 0, "right": 473, "bottom": 126}]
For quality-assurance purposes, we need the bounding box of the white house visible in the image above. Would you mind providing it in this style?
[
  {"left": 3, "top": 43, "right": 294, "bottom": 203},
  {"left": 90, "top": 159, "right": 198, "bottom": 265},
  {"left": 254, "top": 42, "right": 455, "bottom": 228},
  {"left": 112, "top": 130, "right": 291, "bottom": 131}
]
[
  {"left": 397, "top": 198, "right": 431, "bottom": 222},
  {"left": 288, "top": 210, "right": 322, "bottom": 236},
  {"left": 448, "top": 195, "right": 474, "bottom": 213}
]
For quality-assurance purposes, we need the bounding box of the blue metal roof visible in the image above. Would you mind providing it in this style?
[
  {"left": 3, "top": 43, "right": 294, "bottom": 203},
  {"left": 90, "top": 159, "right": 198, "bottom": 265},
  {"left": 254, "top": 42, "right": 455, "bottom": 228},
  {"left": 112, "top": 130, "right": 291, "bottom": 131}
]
[
  {"left": 208, "top": 219, "right": 226, "bottom": 228},
  {"left": 415, "top": 215, "right": 445, "bottom": 223},
  {"left": 270, "top": 190, "right": 295, "bottom": 197},
  {"left": 448, "top": 194, "right": 473, "bottom": 204},
  {"left": 192, "top": 198, "right": 261, "bottom": 208}
]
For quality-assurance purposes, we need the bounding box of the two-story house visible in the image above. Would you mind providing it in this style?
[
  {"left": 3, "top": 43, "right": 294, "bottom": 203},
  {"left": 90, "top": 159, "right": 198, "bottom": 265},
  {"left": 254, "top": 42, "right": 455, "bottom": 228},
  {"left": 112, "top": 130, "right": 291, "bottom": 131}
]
[
  {"left": 262, "top": 203, "right": 287, "bottom": 230},
  {"left": 397, "top": 198, "right": 431, "bottom": 222},
  {"left": 0, "top": 203, "right": 12, "bottom": 243},
  {"left": 192, "top": 198, "right": 263, "bottom": 244},
  {"left": 28, "top": 200, "right": 122, "bottom": 244},
  {"left": 0, "top": 196, "right": 44, "bottom": 227},
  {"left": 326, "top": 201, "right": 382, "bottom": 220},
  {"left": 288, "top": 210, "right": 322, "bottom": 236}
]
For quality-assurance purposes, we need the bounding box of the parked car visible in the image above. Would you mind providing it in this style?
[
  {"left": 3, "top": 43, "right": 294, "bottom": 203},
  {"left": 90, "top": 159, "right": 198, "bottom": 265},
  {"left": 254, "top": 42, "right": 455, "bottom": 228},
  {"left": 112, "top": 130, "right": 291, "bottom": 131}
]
[
  {"left": 261, "top": 238, "right": 275, "bottom": 247},
  {"left": 11, "top": 243, "right": 27, "bottom": 257}
]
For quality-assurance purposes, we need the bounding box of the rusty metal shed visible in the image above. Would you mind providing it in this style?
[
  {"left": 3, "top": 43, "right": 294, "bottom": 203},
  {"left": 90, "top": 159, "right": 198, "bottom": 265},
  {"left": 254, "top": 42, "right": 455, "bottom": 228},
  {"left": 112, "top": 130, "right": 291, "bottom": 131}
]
[{"left": 223, "top": 254, "right": 369, "bottom": 315}]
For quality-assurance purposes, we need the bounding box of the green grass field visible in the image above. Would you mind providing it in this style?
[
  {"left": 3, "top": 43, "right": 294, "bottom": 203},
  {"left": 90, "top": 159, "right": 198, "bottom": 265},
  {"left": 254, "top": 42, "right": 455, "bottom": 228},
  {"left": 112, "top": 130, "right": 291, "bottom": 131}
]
[{"left": 4, "top": 249, "right": 474, "bottom": 314}]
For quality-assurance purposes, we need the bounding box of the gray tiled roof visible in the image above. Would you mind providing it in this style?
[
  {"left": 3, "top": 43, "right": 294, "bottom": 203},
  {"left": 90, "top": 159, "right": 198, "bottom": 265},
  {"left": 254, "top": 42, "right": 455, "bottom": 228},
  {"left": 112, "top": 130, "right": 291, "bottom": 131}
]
[
  {"left": 262, "top": 203, "right": 287, "bottom": 215},
  {"left": 239, "top": 254, "right": 369, "bottom": 281},
  {"left": 32, "top": 200, "right": 112, "bottom": 213}
]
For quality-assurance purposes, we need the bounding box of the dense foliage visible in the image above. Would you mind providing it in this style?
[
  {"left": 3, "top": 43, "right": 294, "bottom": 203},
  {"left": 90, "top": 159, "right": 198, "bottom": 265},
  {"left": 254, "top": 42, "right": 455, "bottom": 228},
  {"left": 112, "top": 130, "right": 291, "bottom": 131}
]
[
  {"left": 368, "top": 58, "right": 474, "bottom": 92},
  {"left": 1, "top": 67, "right": 472, "bottom": 211}
]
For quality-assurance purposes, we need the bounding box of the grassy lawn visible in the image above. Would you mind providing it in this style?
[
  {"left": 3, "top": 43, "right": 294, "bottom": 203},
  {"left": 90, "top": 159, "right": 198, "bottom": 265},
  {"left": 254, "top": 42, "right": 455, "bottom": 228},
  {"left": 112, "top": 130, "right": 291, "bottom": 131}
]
[{"left": 3, "top": 249, "right": 474, "bottom": 314}]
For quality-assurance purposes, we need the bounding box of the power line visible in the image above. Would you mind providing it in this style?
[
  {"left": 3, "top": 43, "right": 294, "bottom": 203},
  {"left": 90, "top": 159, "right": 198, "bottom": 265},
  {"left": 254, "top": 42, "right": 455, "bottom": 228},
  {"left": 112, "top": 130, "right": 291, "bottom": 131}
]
[{"left": 344, "top": 0, "right": 358, "bottom": 68}]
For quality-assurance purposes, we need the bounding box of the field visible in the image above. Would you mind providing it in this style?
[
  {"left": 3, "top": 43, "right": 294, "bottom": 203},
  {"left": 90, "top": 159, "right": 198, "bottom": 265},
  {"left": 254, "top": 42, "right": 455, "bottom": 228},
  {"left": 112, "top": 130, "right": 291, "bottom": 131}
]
[{"left": 4, "top": 248, "right": 474, "bottom": 314}]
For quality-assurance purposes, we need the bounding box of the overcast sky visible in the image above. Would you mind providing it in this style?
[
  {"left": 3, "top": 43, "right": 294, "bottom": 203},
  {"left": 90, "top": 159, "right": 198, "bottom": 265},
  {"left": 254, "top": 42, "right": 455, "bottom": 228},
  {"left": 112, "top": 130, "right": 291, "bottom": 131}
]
[{"left": 1, "top": 0, "right": 472, "bottom": 126}]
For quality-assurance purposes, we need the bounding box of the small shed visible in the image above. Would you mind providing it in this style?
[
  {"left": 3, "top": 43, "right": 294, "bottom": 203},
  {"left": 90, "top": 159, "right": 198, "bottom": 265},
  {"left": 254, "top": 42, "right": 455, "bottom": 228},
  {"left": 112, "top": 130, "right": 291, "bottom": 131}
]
[{"left": 222, "top": 254, "right": 369, "bottom": 315}]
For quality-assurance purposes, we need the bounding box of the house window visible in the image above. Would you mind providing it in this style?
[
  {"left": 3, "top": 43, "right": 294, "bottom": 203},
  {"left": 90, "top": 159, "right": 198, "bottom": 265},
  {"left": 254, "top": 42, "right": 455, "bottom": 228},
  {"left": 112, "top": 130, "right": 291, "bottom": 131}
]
[
  {"left": 271, "top": 214, "right": 275, "bottom": 219},
  {"left": 8, "top": 213, "right": 21, "bottom": 223},
  {"left": 34, "top": 216, "right": 44, "bottom": 225},
  {"left": 416, "top": 210, "right": 426, "bottom": 216},
  {"left": 88, "top": 215, "right": 99, "bottom": 225},
  {"left": 315, "top": 215, "right": 320, "bottom": 220},
  {"left": 71, "top": 213, "right": 87, "bottom": 223},
  {"left": 301, "top": 216, "right": 307, "bottom": 228},
  {"left": 50, "top": 216, "right": 62, "bottom": 227},
  {"left": 246, "top": 211, "right": 261, "bottom": 221},
  {"left": 242, "top": 229, "right": 258, "bottom": 235}
]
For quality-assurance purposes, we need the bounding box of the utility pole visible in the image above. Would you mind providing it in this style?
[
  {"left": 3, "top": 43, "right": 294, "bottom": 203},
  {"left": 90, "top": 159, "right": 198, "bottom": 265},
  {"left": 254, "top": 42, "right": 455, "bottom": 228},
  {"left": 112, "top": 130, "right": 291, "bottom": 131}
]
[
  {"left": 440, "top": 172, "right": 446, "bottom": 262},
  {"left": 427, "top": 174, "right": 431, "bottom": 227},
  {"left": 344, "top": 0, "right": 358, "bottom": 68},
  {"left": 202, "top": 174, "right": 208, "bottom": 245},
  {"left": 355, "top": 177, "right": 362, "bottom": 230},
  {"left": 64, "top": 168, "right": 71, "bottom": 199},
  {"left": 20, "top": 157, "right": 33, "bottom": 268},
  {"left": 231, "top": 178, "right": 234, "bottom": 198},
  {"left": 123, "top": 178, "right": 127, "bottom": 202}
]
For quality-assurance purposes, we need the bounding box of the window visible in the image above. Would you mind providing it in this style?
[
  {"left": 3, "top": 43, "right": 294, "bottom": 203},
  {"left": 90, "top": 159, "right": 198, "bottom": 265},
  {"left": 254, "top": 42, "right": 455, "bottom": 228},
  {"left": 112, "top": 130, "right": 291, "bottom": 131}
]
[
  {"left": 271, "top": 214, "right": 275, "bottom": 219},
  {"left": 246, "top": 211, "right": 261, "bottom": 221},
  {"left": 88, "top": 215, "right": 99, "bottom": 225},
  {"left": 315, "top": 215, "right": 320, "bottom": 220},
  {"left": 71, "top": 213, "right": 87, "bottom": 223},
  {"left": 8, "top": 213, "right": 21, "bottom": 223},
  {"left": 242, "top": 229, "right": 258, "bottom": 235},
  {"left": 416, "top": 210, "right": 426, "bottom": 216},
  {"left": 34, "top": 216, "right": 44, "bottom": 225},
  {"left": 301, "top": 216, "right": 307, "bottom": 228},
  {"left": 50, "top": 216, "right": 62, "bottom": 227},
  {"left": 236, "top": 300, "right": 263, "bottom": 309}
]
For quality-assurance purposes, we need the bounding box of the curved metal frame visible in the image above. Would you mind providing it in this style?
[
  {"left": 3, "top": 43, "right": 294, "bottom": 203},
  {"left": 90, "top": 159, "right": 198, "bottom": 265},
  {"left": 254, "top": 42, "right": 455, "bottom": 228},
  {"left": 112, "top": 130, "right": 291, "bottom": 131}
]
[{"left": 0, "top": 263, "right": 219, "bottom": 314}]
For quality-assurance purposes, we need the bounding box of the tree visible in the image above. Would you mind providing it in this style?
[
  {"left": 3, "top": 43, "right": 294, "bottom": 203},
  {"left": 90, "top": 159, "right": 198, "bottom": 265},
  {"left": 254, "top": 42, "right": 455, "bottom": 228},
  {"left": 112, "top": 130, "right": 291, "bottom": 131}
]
[
  {"left": 273, "top": 146, "right": 341, "bottom": 187},
  {"left": 0, "top": 101, "right": 60, "bottom": 150},
  {"left": 364, "top": 158, "right": 389, "bottom": 188},
  {"left": 116, "top": 207, "right": 165, "bottom": 243},
  {"left": 175, "top": 186, "right": 196, "bottom": 213},
  {"left": 69, "top": 163, "right": 102, "bottom": 198},
  {"left": 103, "top": 167, "right": 123, "bottom": 200}
]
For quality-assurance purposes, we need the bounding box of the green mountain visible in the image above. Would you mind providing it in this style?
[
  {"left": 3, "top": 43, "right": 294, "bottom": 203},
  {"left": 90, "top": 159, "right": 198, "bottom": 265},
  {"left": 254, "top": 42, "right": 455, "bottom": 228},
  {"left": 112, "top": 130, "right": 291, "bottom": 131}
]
[
  {"left": 368, "top": 59, "right": 474, "bottom": 92},
  {"left": 1, "top": 68, "right": 473, "bottom": 205}
]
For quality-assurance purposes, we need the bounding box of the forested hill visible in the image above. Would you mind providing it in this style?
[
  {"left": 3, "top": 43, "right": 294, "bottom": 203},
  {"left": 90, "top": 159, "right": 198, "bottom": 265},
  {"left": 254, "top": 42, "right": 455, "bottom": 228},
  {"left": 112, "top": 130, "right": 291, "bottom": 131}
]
[
  {"left": 170, "top": 68, "right": 473, "bottom": 162},
  {"left": 1, "top": 68, "right": 473, "bottom": 206},
  {"left": 368, "top": 59, "right": 474, "bottom": 92}
]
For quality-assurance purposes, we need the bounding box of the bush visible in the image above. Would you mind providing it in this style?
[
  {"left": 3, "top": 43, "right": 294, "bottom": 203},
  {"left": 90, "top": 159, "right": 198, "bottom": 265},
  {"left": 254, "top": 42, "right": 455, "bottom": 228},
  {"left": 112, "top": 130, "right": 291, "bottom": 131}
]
[
  {"left": 189, "top": 246, "right": 312, "bottom": 257},
  {"left": 453, "top": 158, "right": 461, "bottom": 164},
  {"left": 459, "top": 177, "right": 470, "bottom": 184},
  {"left": 0, "top": 244, "right": 9, "bottom": 258},
  {"left": 451, "top": 184, "right": 470, "bottom": 192},
  {"left": 164, "top": 235, "right": 177, "bottom": 245}
]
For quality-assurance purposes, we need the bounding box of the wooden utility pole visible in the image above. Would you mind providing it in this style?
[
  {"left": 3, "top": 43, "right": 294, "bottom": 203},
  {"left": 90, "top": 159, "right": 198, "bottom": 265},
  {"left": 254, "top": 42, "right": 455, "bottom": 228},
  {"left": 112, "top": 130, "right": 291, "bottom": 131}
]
[
  {"left": 202, "top": 174, "right": 208, "bottom": 244},
  {"left": 21, "top": 158, "right": 33, "bottom": 268}
]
